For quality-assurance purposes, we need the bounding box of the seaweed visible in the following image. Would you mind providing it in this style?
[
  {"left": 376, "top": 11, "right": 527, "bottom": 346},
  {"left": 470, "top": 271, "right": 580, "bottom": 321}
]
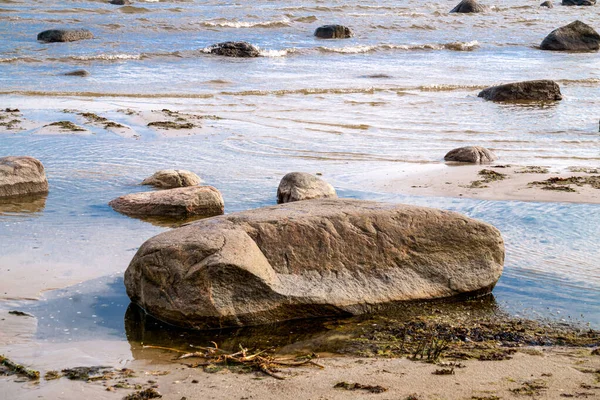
[
  {"left": 123, "top": 388, "right": 162, "bottom": 400},
  {"left": 8, "top": 310, "right": 33, "bottom": 317},
  {"left": 509, "top": 380, "right": 548, "bottom": 396},
  {"left": 516, "top": 166, "right": 549, "bottom": 174},
  {"left": 529, "top": 176, "right": 600, "bottom": 192},
  {"left": 46, "top": 121, "right": 86, "bottom": 132},
  {"left": 334, "top": 381, "right": 388, "bottom": 393},
  {"left": 0, "top": 355, "right": 40, "bottom": 380},
  {"left": 468, "top": 169, "right": 507, "bottom": 189},
  {"left": 147, "top": 121, "right": 194, "bottom": 130}
]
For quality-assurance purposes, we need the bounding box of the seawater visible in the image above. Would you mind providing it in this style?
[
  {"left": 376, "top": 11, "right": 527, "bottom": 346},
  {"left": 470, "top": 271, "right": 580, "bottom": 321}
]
[{"left": 0, "top": 0, "right": 599, "bottom": 354}]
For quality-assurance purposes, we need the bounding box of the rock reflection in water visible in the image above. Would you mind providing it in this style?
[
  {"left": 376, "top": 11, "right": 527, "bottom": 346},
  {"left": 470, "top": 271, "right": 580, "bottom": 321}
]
[
  {"left": 0, "top": 192, "right": 47, "bottom": 215},
  {"left": 124, "top": 295, "right": 502, "bottom": 360}
]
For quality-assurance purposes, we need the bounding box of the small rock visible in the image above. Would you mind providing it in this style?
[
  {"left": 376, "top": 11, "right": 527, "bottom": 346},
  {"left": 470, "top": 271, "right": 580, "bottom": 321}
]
[
  {"left": 109, "top": 0, "right": 131, "bottom": 4},
  {"left": 141, "top": 170, "right": 202, "bottom": 189},
  {"left": 0, "top": 156, "right": 49, "bottom": 198},
  {"left": 540, "top": 20, "right": 600, "bottom": 52},
  {"left": 314, "top": 25, "right": 353, "bottom": 39},
  {"left": 562, "top": 0, "right": 595, "bottom": 5},
  {"left": 277, "top": 172, "right": 337, "bottom": 204},
  {"left": 63, "top": 70, "right": 89, "bottom": 77},
  {"left": 444, "top": 146, "right": 497, "bottom": 164},
  {"left": 206, "top": 41, "right": 260, "bottom": 58},
  {"left": 478, "top": 80, "right": 562, "bottom": 102},
  {"left": 450, "top": 0, "right": 487, "bottom": 13},
  {"left": 37, "top": 29, "right": 94, "bottom": 43},
  {"left": 109, "top": 186, "right": 224, "bottom": 218},
  {"left": 540, "top": 1, "right": 554, "bottom": 7}
]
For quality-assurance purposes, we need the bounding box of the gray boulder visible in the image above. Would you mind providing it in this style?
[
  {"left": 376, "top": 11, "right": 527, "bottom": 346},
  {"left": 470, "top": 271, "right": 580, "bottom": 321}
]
[
  {"left": 541, "top": 1, "right": 554, "bottom": 7},
  {"left": 478, "top": 80, "right": 562, "bottom": 102},
  {"left": 444, "top": 146, "right": 497, "bottom": 163},
  {"left": 125, "top": 199, "right": 505, "bottom": 329},
  {"left": 562, "top": 0, "right": 595, "bottom": 5},
  {"left": 314, "top": 25, "right": 353, "bottom": 39},
  {"left": 540, "top": 21, "right": 600, "bottom": 51},
  {"left": 141, "top": 169, "right": 201, "bottom": 189},
  {"left": 109, "top": 186, "right": 224, "bottom": 218},
  {"left": 450, "top": 0, "right": 487, "bottom": 13},
  {"left": 37, "top": 29, "right": 94, "bottom": 43},
  {"left": 206, "top": 41, "right": 260, "bottom": 57},
  {"left": 277, "top": 172, "right": 337, "bottom": 204},
  {"left": 0, "top": 156, "right": 49, "bottom": 198}
]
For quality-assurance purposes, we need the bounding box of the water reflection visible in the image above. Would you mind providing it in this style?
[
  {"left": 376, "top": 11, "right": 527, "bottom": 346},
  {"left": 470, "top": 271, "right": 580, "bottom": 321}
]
[{"left": 0, "top": 192, "right": 47, "bottom": 215}]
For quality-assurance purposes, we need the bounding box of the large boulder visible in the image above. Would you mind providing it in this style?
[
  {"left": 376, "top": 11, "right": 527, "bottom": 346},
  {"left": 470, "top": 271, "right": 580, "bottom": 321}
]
[
  {"left": 125, "top": 199, "right": 505, "bottom": 329},
  {"left": 314, "top": 25, "right": 353, "bottom": 39},
  {"left": 206, "top": 41, "right": 260, "bottom": 57},
  {"left": 562, "top": 0, "right": 595, "bottom": 5},
  {"left": 444, "top": 146, "right": 497, "bottom": 163},
  {"left": 277, "top": 172, "right": 337, "bottom": 204},
  {"left": 141, "top": 169, "right": 201, "bottom": 189},
  {"left": 478, "top": 80, "right": 562, "bottom": 102},
  {"left": 450, "top": 0, "right": 487, "bottom": 13},
  {"left": 0, "top": 156, "right": 49, "bottom": 198},
  {"left": 109, "top": 186, "right": 224, "bottom": 218},
  {"left": 37, "top": 29, "right": 94, "bottom": 43},
  {"left": 540, "top": 21, "right": 600, "bottom": 51}
]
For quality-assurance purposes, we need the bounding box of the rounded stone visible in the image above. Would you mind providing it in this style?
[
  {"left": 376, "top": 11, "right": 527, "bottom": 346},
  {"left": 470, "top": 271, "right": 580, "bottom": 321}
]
[{"left": 277, "top": 172, "right": 337, "bottom": 204}]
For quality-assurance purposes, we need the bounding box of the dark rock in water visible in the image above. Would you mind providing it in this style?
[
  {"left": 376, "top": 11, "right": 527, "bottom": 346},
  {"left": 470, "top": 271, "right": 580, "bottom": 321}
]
[
  {"left": 450, "top": 0, "right": 487, "bottom": 13},
  {"left": 277, "top": 172, "right": 337, "bottom": 204},
  {"left": 540, "top": 20, "right": 600, "bottom": 51},
  {"left": 540, "top": 1, "right": 554, "bottom": 7},
  {"left": 124, "top": 199, "right": 505, "bottom": 329},
  {"left": 109, "top": 0, "right": 131, "bottom": 4},
  {"left": 444, "top": 146, "right": 497, "bottom": 164},
  {"left": 206, "top": 41, "right": 260, "bottom": 57},
  {"left": 109, "top": 186, "right": 224, "bottom": 219},
  {"left": 314, "top": 25, "right": 353, "bottom": 39},
  {"left": 37, "top": 29, "right": 94, "bottom": 43},
  {"left": 0, "top": 156, "right": 49, "bottom": 198},
  {"left": 478, "top": 80, "right": 562, "bottom": 102},
  {"left": 63, "top": 70, "right": 89, "bottom": 77},
  {"left": 562, "top": 0, "right": 595, "bottom": 5}
]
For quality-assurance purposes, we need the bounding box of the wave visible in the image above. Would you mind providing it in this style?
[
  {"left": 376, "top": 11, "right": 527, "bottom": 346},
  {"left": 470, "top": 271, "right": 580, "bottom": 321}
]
[
  {"left": 201, "top": 18, "right": 291, "bottom": 28},
  {"left": 418, "top": 84, "right": 488, "bottom": 92},
  {"left": 317, "top": 41, "right": 479, "bottom": 54}
]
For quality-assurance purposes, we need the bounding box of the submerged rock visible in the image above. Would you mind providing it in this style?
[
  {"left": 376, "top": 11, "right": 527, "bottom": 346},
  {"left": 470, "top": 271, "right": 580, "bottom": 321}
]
[
  {"left": 109, "top": 0, "right": 131, "bottom": 4},
  {"left": 109, "top": 186, "right": 224, "bottom": 218},
  {"left": 0, "top": 156, "right": 49, "bottom": 198},
  {"left": 141, "top": 169, "right": 201, "bottom": 189},
  {"left": 63, "top": 70, "right": 89, "bottom": 77},
  {"left": 206, "top": 41, "right": 260, "bottom": 57},
  {"left": 37, "top": 29, "right": 94, "bottom": 43},
  {"left": 444, "top": 146, "right": 497, "bottom": 164},
  {"left": 125, "top": 199, "right": 505, "bottom": 329},
  {"left": 478, "top": 80, "right": 562, "bottom": 102},
  {"left": 540, "top": 20, "right": 600, "bottom": 51},
  {"left": 450, "top": 0, "right": 487, "bottom": 13},
  {"left": 540, "top": 1, "right": 554, "bottom": 7},
  {"left": 314, "top": 25, "right": 353, "bottom": 39},
  {"left": 277, "top": 172, "right": 337, "bottom": 204},
  {"left": 562, "top": 0, "right": 595, "bottom": 5}
]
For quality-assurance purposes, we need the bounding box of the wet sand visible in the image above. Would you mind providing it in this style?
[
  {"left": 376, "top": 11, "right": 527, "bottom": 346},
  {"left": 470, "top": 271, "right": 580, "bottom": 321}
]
[
  {"left": 2, "top": 348, "right": 599, "bottom": 400},
  {"left": 368, "top": 164, "right": 600, "bottom": 204}
]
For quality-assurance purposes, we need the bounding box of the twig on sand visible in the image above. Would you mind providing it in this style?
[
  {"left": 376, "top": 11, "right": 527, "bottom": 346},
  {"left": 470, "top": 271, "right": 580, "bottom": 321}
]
[{"left": 143, "top": 343, "right": 324, "bottom": 380}]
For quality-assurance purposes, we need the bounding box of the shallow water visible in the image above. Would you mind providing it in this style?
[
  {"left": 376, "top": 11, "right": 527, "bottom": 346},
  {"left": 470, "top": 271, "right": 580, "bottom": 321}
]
[{"left": 0, "top": 0, "right": 599, "bottom": 366}]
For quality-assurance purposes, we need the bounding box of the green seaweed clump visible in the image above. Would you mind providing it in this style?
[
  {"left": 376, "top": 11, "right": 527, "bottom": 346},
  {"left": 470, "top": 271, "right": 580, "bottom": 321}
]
[
  {"left": 516, "top": 166, "right": 549, "bottom": 174},
  {"left": 147, "top": 121, "right": 194, "bottom": 130},
  {"left": 46, "top": 121, "right": 86, "bottom": 132},
  {"left": 0, "top": 355, "right": 40, "bottom": 380},
  {"left": 124, "top": 388, "right": 163, "bottom": 400},
  {"left": 509, "top": 379, "right": 548, "bottom": 396},
  {"left": 468, "top": 169, "right": 507, "bottom": 189},
  {"left": 529, "top": 176, "right": 600, "bottom": 192}
]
